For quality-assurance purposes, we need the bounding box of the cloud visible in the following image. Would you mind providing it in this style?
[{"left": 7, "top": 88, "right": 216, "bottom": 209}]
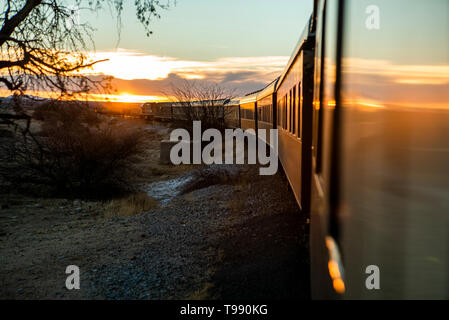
[
  {"left": 342, "top": 58, "right": 449, "bottom": 109},
  {"left": 221, "top": 71, "right": 260, "bottom": 82},
  {"left": 82, "top": 49, "right": 288, "bottom": 97},
  {"left": 1, "top": 49, "right": 287, "bottom": 101},
  {"left": 104, "top": 71, "right": 271, "bottom": 98}
]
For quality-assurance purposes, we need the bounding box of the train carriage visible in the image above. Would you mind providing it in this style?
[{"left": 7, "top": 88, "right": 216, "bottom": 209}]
[
  {"left": 310, "top": 0, "right": 449, "bottom": 299},
  {"left": 275, "top": 19, "right": 315, "bottom": 214},
  {"left": 139, "top": 0, "right": 449, "bottom": 299},
  {"left": 256, "top": 78, "right": 279, "bottom": 146},
  {"left": 239, "top": 93, "right": 258, "bottom": 133},
  {"left": 141, "top": 102, "right": 173, "bottom": 121},
  {"left": 225, "top": 99, "right": 241, "bottom": 129}
]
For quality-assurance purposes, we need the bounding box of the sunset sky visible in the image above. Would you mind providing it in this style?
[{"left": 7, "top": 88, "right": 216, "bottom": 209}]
[{"left": 80, "top": 0, "right": 314, "bottom": 102}]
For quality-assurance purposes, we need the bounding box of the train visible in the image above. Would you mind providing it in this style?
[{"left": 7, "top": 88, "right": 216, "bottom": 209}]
[{"left": 142, "top": 0, "right": 449, "bottom": 299}]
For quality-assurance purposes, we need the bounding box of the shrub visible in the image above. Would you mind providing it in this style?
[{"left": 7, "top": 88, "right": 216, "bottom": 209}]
[
  {"left": 104, "top": 192, "right": 158, "bottom": 218},
  {"left": 0, "top": 101, "right": 145, "bottom": 197}
]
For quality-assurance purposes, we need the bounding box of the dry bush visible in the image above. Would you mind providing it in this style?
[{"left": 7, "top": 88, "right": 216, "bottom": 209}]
[
  {"left": 180, "top": 165, "right": 242, "bottom": 195},
  {"left": 168, "top": 81, "right": 237, "bottom": 132},
  {"left": 104, "top": 192, "right": 158, "bottom": 218},
  {"left": 0, "top": 101, "right": 145, "bottom": 197}
]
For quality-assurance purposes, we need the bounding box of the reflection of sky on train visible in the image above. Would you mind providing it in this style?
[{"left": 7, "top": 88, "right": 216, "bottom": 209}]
[
  {"left": 344, "top": 0, "right": 448, "bottom": 65},
  {"left": 342, "top": 58, "right": 449, "bottom": 110},
  {"left": 339, "top": 0, "right": 449, "bottom": 298},
  {"left": 342, "top": 0, "right": 449, "bottom": 110}
]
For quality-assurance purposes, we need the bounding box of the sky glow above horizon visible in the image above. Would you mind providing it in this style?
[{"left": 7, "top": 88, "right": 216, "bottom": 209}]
[{"left": 78, "top": 0, "right": 314, "bottom": 102}]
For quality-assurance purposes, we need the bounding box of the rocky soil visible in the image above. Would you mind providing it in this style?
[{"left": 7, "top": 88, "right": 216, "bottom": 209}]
[{"left": 0, "top": 123, "right": 310, "bottom": 300}]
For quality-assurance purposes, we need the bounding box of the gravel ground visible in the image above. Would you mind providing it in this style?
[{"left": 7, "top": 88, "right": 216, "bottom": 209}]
[{"left": 0, "top": 124, "right": 310, "bottom": 300}]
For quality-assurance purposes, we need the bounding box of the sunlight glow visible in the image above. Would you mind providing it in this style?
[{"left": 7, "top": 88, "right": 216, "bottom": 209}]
[
  {"left": 0, "top": 89, "right": 168, "bottom": 104},
  {"left": 326, "top": 236, "right": 346, "bottom": 295},
  {"left": 85, "top": 49, "right": 289, "bottom": 82},
  {"left": 87, "top": 93, "right": 168, "bottom": 103},
  {"left": 343, "top": 58, "right": 449, "bottom": 86}
]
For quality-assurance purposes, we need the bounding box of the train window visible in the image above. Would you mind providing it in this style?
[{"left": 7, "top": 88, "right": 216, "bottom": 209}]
[
  {"left": 290, "top": 89, "right": 293, "bottom": 133},
  {"left": 281, "top": 98, "right": 284, "bottom": 127},
  {"left": 242, "top": 107, "right": 255, "bottom": 120},
  {"left": 276, "top": 101, "right": 282, "bottom": 127},
  {"left": 321, "top": 0, "right": 340, "bottom": 240},
  {"left": 287, "top": 92, "right": 290, "bottom": 131},
  {"left": 312, "top": 0, "right": 339, "bottom": 183},
  {"left": 287, "top": 93, "right": 289, "bottom": 131},
  {"left": 284, "top": 95, "right": 288, "bottom": 129},
  {"left": 281, "top": 97, "right": 285, "bottom": 129},
  {"left": 269, "top": 104, "right": 272, "bottom": 123},
  {"left": 263, "top": 106, "right": 265, "bottom": 122},
  {"left": 278, "top": 98, "right": 282, "bottom": 127},
  {"left": 298, "top": 82, "right": 302, "bottom": 139},
  {"left": 292, "top": 86, "right": 296, "bottom": 136},
  {"left": 280, "top": 98, "right": 283, "bottom": 128},
  {"left": 279, "top": 98, "right": 281, "bottom": 127},
  {"left": 289, "top": 89, "right": 292, "bottom": 132},
  {"left": 278, "top": 99, "right": 281, "bottom": 127},
  {"left": 282, "top": 95, "right": 288, "bottom": 130},
  {"left": 314, "top": 0, "right": 327, "bottom": 174},
  {"left": 322, "top": 0, "right": 338, "bottom": 182},
  {"left": 265, "top": 105, "right": 269, "bottom": 123},
  {"left": 268, "top": 102, "right": 271, "bottom": 124},
  {"left": 277, "top": 100, "right": 280, "bottom": 126},
  {"left": 266, "top": 103, "right": 271, "bottom": 123}
]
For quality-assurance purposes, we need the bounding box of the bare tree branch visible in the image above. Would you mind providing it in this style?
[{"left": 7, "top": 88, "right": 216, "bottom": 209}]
[
  {"left": 0, "top": 0, "right": 172, "bottom": 128},
  {"left": 167, "top": 80, "right": 238, "bottom": 131}
]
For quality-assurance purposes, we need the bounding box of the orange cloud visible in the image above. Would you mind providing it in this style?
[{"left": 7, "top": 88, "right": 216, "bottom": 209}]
[
  {"left": 342, "top": 58, "right": 449, "bottom": 86},
  {"left": 342, "top": 58, "right": 449, "bottom": 110},
  {"left": 84, "top": 49, "right": 289, "bottom": 83}
]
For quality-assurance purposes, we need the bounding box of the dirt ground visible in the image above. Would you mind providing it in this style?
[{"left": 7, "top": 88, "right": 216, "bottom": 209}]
[{"left": 0, "top": 121, "right": 310, "bottom": 300}]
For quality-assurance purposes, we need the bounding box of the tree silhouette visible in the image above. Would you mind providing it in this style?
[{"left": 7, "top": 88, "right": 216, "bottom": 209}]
[{"left": 0, "top": 0, "right": 172, "bottom": 103}]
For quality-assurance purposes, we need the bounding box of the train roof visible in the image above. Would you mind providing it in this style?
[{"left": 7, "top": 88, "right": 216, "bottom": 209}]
[
  {"left": 276, "top": 16, "right": 314, "bottom": 90},
  {"left": 141, "top": 101, "right": 171, "bottom": 106},
  {"left": 172, "top": 99, "right": 229, "bottom": 107},
  {"left": 225, "top": 99, "right": 241, "bottom": 106},
  {"left": 239, "top": 92, "right": 258, "bottom": 104},
  {"left": 257, "top": 77, "right": 280, "bottom": 100}
]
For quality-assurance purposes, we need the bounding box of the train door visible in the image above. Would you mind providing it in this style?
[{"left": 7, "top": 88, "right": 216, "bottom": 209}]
[
  {"left": 339, "top": 0, "right": 449, "bottom": 299},
  {"left": 310, "top": 0, "right": 344, "bottom": 299}
]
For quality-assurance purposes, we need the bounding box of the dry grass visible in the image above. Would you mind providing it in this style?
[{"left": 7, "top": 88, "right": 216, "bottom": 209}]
[
  {"left": 104, "top": 192, "right": 158, "bottom": 218},
  {"left": 1, "top": 102, "right": 147, "bottom": 198},
  {"left": 187, "top": 248, "right": 225, "bottom": 300},
  {"left": 228, "top": 197, "right": 246, "bottom": 217},
  {"left": 188, "top": 282, "right": 214, "bottom": 300}
]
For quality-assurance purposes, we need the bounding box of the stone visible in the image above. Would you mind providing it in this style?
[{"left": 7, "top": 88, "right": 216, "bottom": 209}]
[{"left": 160, "top": 140, "right": 192, "bottom": 165}]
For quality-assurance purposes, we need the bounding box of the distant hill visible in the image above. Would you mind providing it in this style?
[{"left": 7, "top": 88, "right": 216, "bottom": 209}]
[
  {"left": 0, "top": 95, "right": 49, "bottom": 115},
  {"left": 0, "top": 96, "right": 143, "bottom": 116},
  {"left": 91, "top": 101, "right": 143, "bottom": 115}
]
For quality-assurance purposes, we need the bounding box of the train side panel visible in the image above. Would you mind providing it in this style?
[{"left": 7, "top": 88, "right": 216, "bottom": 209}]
[
  {"left": 240, "top": 95, "right": 258, "bottom": 133},
  {"left": 338, "top": 0, "right": 449, "bottom": 299},
  {"left": 276, "top": 42, "right": 314, "bottom": 213},
  {"left": 309, "top": 0, "right": 341, "bottom": 300},
  {"left": 311, "top": 0, "right": 449, "bottom": 299}
]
